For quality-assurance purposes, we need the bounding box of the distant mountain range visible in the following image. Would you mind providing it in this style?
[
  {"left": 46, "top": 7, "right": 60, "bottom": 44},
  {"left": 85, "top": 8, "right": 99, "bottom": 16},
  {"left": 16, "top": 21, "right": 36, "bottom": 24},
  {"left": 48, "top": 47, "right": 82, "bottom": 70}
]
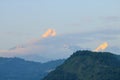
[
  {"left": 43, "top": 50, "right": 120, "bottom": 80},
  {"left": 0, "top": 57, "right": 65, "bottom": 80}
]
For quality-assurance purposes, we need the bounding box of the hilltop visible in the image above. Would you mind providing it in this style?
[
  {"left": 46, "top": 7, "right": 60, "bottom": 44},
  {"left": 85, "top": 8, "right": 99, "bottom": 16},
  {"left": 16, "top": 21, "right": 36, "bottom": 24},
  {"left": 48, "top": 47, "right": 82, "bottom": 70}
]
[{"left": 43, "top": 50, "right": 120, "bottom": 80}]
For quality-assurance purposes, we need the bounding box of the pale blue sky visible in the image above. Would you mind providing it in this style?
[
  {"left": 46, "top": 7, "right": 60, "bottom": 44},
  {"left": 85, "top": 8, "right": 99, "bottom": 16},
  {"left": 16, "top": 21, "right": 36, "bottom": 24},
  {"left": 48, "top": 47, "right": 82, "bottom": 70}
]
[{"left": 0, "top": 0, "right": 120, "bottom": 49}]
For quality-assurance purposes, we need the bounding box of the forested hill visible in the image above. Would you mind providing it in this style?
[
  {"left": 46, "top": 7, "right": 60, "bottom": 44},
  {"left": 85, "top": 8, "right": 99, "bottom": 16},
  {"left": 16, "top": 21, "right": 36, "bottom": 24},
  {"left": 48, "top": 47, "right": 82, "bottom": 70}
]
[{"left": 43, "top": 50, "right": 120, "bottom": 80}]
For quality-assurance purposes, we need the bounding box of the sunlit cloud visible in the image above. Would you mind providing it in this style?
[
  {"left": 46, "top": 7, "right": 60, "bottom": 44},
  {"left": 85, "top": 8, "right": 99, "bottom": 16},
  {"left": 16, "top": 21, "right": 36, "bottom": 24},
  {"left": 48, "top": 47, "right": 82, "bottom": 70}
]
[
  {"left": 42, "top": 29, "right": 56, "bottom": 38},
  {"left": 28, "top": 29, "right": 56, "bottom": 45},
  {"left": 0, "top": 28, "right": 120, "bottom": 62},
  {"left": 94, "top": 42, "right": 108, "bottom": 52},
  {"left": 0, "top": 29, "right": 72, "bottom": 62}
]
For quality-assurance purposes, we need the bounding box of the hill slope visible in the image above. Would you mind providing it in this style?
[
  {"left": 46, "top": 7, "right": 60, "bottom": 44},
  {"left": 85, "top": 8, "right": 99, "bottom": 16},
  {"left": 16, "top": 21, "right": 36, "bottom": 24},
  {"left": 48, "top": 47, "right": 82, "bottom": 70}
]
[
  {"left": 0, "top": 57, "right": 64, "bottom": 80},
  {"left": 43, "top": 50, "right": 120, "bottom": 80}
]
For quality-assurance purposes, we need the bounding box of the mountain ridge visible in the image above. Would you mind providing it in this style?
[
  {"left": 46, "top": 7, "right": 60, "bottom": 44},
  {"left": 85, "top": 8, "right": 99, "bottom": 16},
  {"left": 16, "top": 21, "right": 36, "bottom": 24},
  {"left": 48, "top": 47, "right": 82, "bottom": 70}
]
[
  {"left": 0, "top": 57, "right": 65, "bottom": 80},
  {"left": 43, "top": 50, "right": 120, "bottom": 80}
]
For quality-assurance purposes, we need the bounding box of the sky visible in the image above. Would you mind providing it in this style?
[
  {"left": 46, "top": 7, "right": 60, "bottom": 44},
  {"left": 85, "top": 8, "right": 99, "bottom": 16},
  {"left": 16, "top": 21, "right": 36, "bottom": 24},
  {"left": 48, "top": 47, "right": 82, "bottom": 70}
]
[{"left": 0, "top": 0, "right": 120, "bottom": 62}]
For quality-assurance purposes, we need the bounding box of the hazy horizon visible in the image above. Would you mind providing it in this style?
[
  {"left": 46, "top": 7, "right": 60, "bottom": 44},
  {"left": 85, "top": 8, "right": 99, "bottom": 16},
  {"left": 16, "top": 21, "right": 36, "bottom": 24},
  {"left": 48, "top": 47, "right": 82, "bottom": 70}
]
[{"left": 0, "top": 0, "right": 120, "bottom": 61}]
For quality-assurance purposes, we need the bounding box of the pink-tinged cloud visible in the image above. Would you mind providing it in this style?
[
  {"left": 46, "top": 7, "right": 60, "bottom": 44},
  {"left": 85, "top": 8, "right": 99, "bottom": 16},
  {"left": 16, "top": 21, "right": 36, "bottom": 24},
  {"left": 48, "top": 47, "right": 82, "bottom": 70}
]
[
  {"left": 0, "top": 29, "right": 73, "bottom": 62},
  {"left": 0, "top": 48, "right": 28, "bottom": 57},
  {"left": 27, "top": 29, "right": 56, "bottom": 45},
  {"left": 42, "top": 29, "right": 56, "bottom": 38},
  {"left": 0, "top": 29, "right": 120, "bottom": 62}
]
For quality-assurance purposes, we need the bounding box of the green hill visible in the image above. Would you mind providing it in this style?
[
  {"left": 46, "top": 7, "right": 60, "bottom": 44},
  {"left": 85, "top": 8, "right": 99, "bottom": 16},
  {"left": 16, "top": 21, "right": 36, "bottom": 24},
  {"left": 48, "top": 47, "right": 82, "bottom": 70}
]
[{"left": 43, "top": 50, "right": 120, "bottom": 80}]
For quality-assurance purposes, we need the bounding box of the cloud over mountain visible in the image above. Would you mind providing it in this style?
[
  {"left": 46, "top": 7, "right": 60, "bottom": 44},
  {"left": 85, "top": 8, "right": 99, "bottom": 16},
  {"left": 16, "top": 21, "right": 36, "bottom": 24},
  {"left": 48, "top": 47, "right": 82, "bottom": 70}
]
[{"left": 0, "top": 28, "right": 119, "bottom": 62}]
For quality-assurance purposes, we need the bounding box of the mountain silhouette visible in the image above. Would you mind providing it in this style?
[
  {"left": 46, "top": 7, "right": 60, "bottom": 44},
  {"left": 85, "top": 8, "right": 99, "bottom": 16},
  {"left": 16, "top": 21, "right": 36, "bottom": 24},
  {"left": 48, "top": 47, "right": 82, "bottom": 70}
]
[{"left": 0, "top": 57, "right": 64, "bottom": 80}]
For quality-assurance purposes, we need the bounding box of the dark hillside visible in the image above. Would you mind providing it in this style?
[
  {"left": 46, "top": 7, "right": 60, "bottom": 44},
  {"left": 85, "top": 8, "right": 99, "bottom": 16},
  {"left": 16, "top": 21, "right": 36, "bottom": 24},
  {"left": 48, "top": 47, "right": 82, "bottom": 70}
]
[{"left": 43, "top": 50, "right": 120, "bottom": 80}]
